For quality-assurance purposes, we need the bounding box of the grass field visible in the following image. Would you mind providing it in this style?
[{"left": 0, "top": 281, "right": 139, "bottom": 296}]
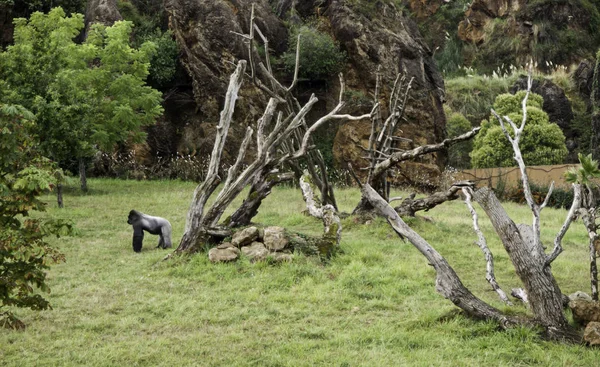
[{"left": 1, "top": 178, "right": 599, "bottom": 366}]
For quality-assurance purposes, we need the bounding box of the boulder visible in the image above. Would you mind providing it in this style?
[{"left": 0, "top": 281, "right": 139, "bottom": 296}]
[
  {"left": 584, "top": 322, "right": 600, "bottom": 346},
  {"left": 569, "top": 297, "right": 600, "bottom": 324},
  {"left": 232, "top": 226, "right": 260, "bottom": 248},
  {"left": 263, "top": 226, "right": 289, "bottom": 251},
  {"left": 569, "top": 291, "right": 593, "bottom": 303},
  {"left": 208, "top": 243, "right": 240, "bottom": 263},
  {"left": 241, "top": 241, "right": 269, "bottom": 262}
]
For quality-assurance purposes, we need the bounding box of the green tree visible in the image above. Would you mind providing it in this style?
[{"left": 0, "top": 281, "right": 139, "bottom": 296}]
[
  {"left": 0, "top": 8, "right": 163, "bottom": 191},
  {"left": 281, "top": 24, "right": 346, "bottom": 80},
  {"left": 0, "top": 104, "right": 73, "bottom": 329},
  {"left": 471, "top": 90, "right": 567, "bottom": 168}
]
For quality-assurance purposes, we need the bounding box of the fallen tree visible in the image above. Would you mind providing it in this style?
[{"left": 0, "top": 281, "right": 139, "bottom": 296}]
[{"left": 360, "top": 72, "right": 583, "bottom": 341}]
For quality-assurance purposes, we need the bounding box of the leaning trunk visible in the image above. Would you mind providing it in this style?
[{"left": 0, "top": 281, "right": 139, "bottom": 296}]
[
  {"left": 362, "top": 184, "right": 517, "bottom": 325},
  {"left": 474, "top": 188, "right": 573, "bottom": 336},
  {"left": 227, "top": 171, "right": 294, "bottom": 228},
  {"left": 57, "top": 183, "right": 64, "bottom": 208},
  {"left": 78, "top": 158, "right": 87, "bottom": 192},
  {"left": 394, "top": 185, "right": 461, "bottom": 217}
]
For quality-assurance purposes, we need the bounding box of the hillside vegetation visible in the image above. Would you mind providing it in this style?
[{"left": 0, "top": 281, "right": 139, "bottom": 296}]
[{"left": 1, "top": 179, "right": 598, "bottom": 366}]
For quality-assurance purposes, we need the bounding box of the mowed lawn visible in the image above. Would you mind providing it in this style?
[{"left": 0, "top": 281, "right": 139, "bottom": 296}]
[{"left": 1, "top": 178, "right": 599, "bottom": 366}]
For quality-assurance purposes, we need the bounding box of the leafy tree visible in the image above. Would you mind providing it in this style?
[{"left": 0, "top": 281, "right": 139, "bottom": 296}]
[
  {"left": 0, "top": 104, "right": 73, "bottom": 329},
  {"left": 471, "top": 90, "right": 567, "bottom": 168},
  {"left": 281, "top": 24, "right": 346, "bottom": 80},
  {"left": 0, "top": 8, "right": 163, "bottom": 191}
]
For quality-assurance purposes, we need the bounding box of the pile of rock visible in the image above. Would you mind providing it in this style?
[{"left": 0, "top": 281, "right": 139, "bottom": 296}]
[
  {"left": 569, "top": 291, "right": 600, "bottom": 346},
  {"left": 208, "top": 226, "right": 293, "bottom": 263}
]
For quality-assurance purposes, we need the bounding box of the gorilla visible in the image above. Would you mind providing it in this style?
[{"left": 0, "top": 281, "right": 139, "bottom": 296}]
[{"left": 127, "top": 210, "right": 172, "bottom": 252}]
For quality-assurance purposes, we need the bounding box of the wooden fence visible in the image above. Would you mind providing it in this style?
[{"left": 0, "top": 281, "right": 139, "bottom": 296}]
[{"left": 454, "top": 164, "right": 579, "bottom": 189}]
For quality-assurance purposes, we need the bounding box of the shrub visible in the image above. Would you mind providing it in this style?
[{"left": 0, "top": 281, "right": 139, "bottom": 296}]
[
  {"left": 471, "top": 91, "right": 568, "bottom": 168},
  {"left": 445, "top": 106, "right": 473, "bottom": 169},
  {"left": 281, "top": 25, "right": 346, "bottom": 80}
]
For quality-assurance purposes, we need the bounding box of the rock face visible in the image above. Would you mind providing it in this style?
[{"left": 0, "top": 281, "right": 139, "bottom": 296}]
[
  {"left": 458, "top": 0, "right": 526, "bottom": 44},
  {"left": 165, "top": 0, "right": 447, "bottom": 177},
  {"left": 510, "top": 77, "right": 577, "bottom": 161},
  {"left": 329, "top": 0, "right": 447, "bottom": 179},
  {"left": 85, "top": 0, "right": 122, "bottom": 34},
  {"left": 165, "top": 0, "right": 287, "bottom": 160}
]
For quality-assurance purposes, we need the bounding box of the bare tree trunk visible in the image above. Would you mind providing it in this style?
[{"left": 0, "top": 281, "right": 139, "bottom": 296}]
[
  {"left": 57, "top": 183, "right": 64, "bottom": 208},
  {"left": 300, "top": 171, "right": 341, "bottom": 258},
  {"left": 394, "top": 185, "right": 462, "bottom": 217},
  {"left": 581, "top": 209, "right": 599, "bottom": 300},
  {"left": 227, "top": 170, "right": 294, "bottom": 228},
  {"left": 78, "top": 158, "right": 87, "bottom": 192},
  {"left": 362, "top": 184, "right": 517, "bottom": 325},
  {"left": 474, "top": 188, "right": 572, "bottom": 335},
  {"left": 591, "top": 55, "right": 600, "bottom": 160}
]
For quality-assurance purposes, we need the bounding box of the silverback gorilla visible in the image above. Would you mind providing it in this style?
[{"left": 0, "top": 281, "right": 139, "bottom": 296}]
[{"left": 127, "top": 210, "right": 172, "bottom": 252}]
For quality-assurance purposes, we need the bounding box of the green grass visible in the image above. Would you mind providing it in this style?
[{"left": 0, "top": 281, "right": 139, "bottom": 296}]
[{"left": 1, "top": 178, "right": 599, "bottom": 366}]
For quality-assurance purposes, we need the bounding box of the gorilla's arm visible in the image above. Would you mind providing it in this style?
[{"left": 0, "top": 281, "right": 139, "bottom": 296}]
[
  {"left": 160, "top": 221, "right": 172, "bottom": 248},
  {"left": 132, "top": 224, "right": 144, "bottom": 253}
]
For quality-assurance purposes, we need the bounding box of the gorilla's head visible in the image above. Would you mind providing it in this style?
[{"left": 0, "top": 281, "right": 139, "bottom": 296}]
[{"left": 127, "top": 210, "right": 140, "bottom": 225}]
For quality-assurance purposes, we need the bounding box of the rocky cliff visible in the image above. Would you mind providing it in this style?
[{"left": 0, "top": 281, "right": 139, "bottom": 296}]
[{"left": 165, "top": 0, "right": 448, "bottom": 180}]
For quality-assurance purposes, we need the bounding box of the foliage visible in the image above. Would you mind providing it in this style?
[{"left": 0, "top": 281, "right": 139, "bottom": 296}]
[
  {"left": 466, "top": 19, "right": 523, "bottom": 75},
  {"left": 471, "top": 91, "right": 568, "bottom": 168},
  {"left": 0, "top": 105, "right": 72, "bottom": 329},
  {"left": 444, "top": 106, "right": 472, "bottom": 169},
  {"left": 565, "top": 153, "right": 600, "bottom": 184},
  {"left": 1, "top": 0, "right": 85, "bottom": 15},
  {"left": 0, "top": 8, "right": 163, "bottom": 170},
  {"left": 281, "top": 24, "right": 346, "bottom": 80},
  {"left": 444, "top": 74, "right": 515, "bottom": 125},
  {"left": 117, "top": 0, "right": 178, "bottom": 88}
]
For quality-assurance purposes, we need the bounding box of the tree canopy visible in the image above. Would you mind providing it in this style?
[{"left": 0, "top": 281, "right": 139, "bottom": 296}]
[
  {"left": 0, "top": 7, "right": 163, "bottom": 174},
  {"left": 0, "top": 104, "right": 72, "bottom": 329},
  {"left": 470, "top": 90, "right": 568, "bottom": 168}
]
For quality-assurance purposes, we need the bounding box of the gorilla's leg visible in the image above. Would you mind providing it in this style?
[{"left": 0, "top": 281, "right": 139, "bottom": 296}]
[{"left": 158, "top": 236, "right": 164, "bottom": 248}]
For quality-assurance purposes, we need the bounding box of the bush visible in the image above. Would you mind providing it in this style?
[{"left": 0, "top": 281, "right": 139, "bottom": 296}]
[
  {"left": 445, "top": 106, "right": 473, "bottom": 169},
  {"left": 280, "top": 25, "right": 346, "bottom": 80},
  {"left": 471, "top": 91, "right": 568, "bottom": 168}
]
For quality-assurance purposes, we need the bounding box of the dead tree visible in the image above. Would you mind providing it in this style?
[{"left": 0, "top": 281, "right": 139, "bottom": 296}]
[
  {"left": 361, "top": 72, "right": 583, "bottom": 341},
  {"left": 564, "top": 154, "right": 600, "bottom": 300},
  {"left": 230, "top": 5, "right": 345, "bottom": 214},
  {"left": 176, "top": 43, "right": 371, "bottom": 253},
  {"left": 352, "top": 69, "right": 480, "bottom": 215},
  {"left": 299, "top": 170, "right": 342, "bottom": 258}
]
